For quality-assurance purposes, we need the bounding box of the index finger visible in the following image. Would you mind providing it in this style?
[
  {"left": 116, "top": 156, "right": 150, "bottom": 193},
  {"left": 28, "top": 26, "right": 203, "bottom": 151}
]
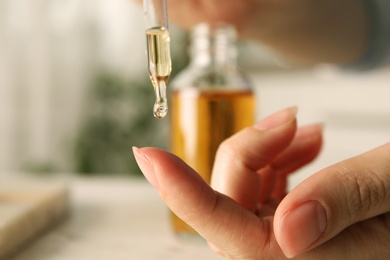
[{"left": 211, "top": 107, "right": 298, "bottom": 211}]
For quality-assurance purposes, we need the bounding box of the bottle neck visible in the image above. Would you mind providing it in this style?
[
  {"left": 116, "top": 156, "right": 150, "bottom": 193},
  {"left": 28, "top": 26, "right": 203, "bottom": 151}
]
[{"left": 189, "top": 24, "right": 238, "bottom": 71}]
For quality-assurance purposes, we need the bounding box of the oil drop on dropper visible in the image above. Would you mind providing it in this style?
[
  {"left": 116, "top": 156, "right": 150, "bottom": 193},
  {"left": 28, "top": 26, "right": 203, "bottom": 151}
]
[{"left": 143, "top": 0, "right": 172, "bottom": 119}]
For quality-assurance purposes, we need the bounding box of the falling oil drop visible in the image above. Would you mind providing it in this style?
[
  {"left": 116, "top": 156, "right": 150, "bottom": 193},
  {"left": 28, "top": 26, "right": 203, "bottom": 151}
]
[
  {"left": 152, "top": 78, "right": 168, "bottom": 119},
  {"left": 154, "top": 102, "right": 168, "bottom": 119}
]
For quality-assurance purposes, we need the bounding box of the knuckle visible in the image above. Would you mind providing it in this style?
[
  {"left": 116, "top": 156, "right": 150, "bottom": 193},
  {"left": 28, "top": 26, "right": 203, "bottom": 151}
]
[
  {"left": 216, "top": 139, "right": 250, "bottom": 167},
  {"left": 217, "top": 139, "right": 236, "bottom": 159},
  {"left": 337, "top": 165, "right": 387, "bottom": 220}
]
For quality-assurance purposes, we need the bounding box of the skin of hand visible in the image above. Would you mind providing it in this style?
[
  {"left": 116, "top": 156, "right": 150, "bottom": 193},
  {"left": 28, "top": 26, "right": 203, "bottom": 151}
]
[
  {"left": 136, "top": 0, "right": 369, "bottom": 64},
  {"left": 133, "top": 107, "right": 390, "bottom": 259}
]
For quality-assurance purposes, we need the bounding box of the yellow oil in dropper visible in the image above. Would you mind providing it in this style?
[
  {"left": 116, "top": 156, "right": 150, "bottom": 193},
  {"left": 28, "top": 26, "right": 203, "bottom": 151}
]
[
  {"left": 146, "top": 27, "right": 171, "bottom": 118},
  {"left": 144, "top": 0, "right": 172, "bottom": 119}
]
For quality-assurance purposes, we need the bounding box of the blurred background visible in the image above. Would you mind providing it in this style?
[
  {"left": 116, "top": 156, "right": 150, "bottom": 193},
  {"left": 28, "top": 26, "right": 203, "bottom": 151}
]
[
  {"left": 1, "top": 0, "right": 390, "bottom": 184},
  {"left": 0, "top": 0, "right": 178, "bottom": 176}
]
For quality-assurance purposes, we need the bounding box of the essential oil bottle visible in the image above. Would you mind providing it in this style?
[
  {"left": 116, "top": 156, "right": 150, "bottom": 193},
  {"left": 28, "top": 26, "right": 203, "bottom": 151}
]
[{"left": 170, "top": 23, "right": 256, "bottom": 239}]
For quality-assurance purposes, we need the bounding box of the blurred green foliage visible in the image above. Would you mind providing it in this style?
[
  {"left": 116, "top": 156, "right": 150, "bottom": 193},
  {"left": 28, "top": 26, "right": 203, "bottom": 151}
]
[
  {"left": 74, "top": 52, "right": 189, "bottom": 175},
  {"left": 75, "top": 76, "right": 161, "bottom": 175}
]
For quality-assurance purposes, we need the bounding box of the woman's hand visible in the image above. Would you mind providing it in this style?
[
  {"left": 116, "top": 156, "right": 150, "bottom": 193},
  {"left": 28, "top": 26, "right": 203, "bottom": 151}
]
[
  {"left": 135, "top": 0, "right": 256, "bottom": 31},
  {"left": 134, "top": 0, "right": 369, "bottom": 64},
  {"left": 133, "top": 107, "right": 390, "bottom": 259}
]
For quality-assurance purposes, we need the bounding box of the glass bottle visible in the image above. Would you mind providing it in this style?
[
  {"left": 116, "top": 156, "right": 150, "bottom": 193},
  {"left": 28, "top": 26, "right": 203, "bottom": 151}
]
[{"left": 170, "top": 23, "right": 256, "bottom": 239}]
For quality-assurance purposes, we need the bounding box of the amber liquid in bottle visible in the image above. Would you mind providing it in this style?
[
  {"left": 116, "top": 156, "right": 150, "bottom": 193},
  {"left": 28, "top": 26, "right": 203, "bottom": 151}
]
[{"left": 170, "top": 87, "right": 255, "bottom": 236}]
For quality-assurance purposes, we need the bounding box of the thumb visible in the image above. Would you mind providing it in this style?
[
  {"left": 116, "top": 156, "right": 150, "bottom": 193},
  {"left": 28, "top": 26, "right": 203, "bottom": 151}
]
[{"left": 274, "top": 142, "right": 390, "bottom": 258}]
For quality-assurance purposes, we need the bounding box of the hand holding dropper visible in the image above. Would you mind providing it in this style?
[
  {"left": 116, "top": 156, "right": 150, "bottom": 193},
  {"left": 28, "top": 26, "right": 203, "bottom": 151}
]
[{"left": 143, "top": 0, "right": 172, "bottom": 119}]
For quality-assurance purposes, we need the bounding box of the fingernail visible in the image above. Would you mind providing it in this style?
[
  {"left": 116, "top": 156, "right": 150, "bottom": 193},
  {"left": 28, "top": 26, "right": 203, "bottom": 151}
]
[
  {"left": 132, "top": 147, "right": 160, "bottom": 189},
  {"left": 278, "top": 200, "right": 327, "bottom": 258},
  {"left": 254, "top": 107, "right": 297, "bottom": 130}
]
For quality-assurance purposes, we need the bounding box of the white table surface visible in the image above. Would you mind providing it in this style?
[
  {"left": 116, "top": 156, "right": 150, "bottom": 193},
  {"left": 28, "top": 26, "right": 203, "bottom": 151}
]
[{"left": 8, "top": 176, "right": 224, "bottom": 260}]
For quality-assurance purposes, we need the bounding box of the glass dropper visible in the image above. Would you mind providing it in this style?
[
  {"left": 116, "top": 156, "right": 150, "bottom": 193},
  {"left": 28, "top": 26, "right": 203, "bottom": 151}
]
[{"left": 143, "top": 0, "right": 172, "bottom": 119}]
